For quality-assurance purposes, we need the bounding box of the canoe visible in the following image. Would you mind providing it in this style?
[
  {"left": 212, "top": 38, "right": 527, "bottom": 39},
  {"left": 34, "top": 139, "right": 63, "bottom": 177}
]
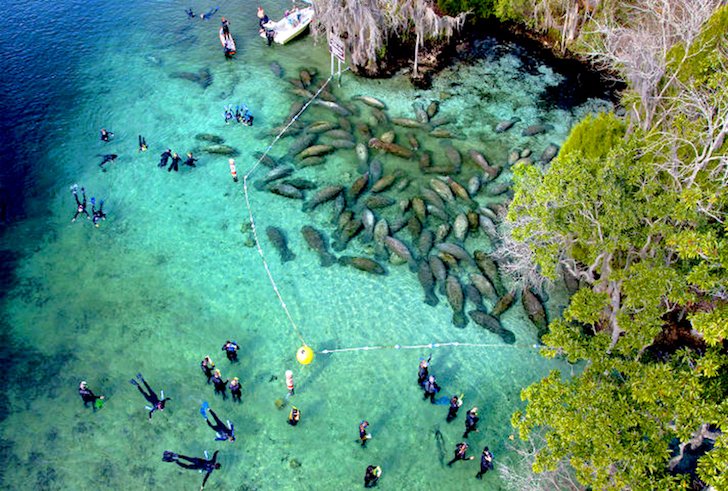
[
  {"left": 260, "top": 6, "right": 314, "bottom": 45},
  {"left": 219, "top": 28, "right": 236, "bottom": 56}
]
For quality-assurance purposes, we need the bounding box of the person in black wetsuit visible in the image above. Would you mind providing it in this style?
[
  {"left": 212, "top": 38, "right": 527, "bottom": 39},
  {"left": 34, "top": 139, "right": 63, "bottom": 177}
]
[
  {"left": 222, "top": 340, "right": 239, "bottom": 362},
  {"left": 257, "top": 7, "right": 274, "bottom": 46},
  {"left": 159, "top": 148, "right": 172, "bottom": 167},
  {"left": 168, "top": 152, "right": 181, "bottom": 172},
  {"left": 100, "top": 128, "right": 113, "bottom": 142},
  {"left": 417, "top": 356, "right": 430, "bottom": 386},
  {"left": 211, "top": 370, "right": 228, "bottom": 399},
  {"left": 71, "top": 185, "right": 90, "bottom": 222},
  {"left": 463, "top": 407, "right": 479, "bottom": 438},
  {"left": 422, "top": 375, "right": 440, "bottom": 403},
  {"left": 359, "top": 421, "right": 371, "bottom": 447},
  {"left": 204, "top": 407, "right": 235, "bottom": 441},
  {"left": 130, "top": 373, "right": 170, "bottom": 420},
  {"left": 288, "top": 406, "right": 300, "bottom": 426},
  {"left": 185, "top": 8, "right": 195, "bottom": 18},
  {"left": 184, "top": 152, "right": 198, "bottom": 167},
  {"left": 475, "top": 446, "right": 494, "bottom": 479},
  {"left": 201, "top": 356, "right": 215, "bottom": 383},
  {"left": 229, "top": 377, "right": 242, "bottom": 402},
  {"left": 138, "top": 135, "right": 148, "bottom": 152},
  {"left": 91, "top": 197, "right": 106, "bottom": 228},
  {"left": 446, "top": 395, "right": 463, "bottom": 422},
  {"left": 200, "top": 7, "right": 219, "bottom": 20},
  {"left": 447, "top": 442, "right": 474, "bottom": 466},
  {"left": 364, "top": 465, "right": 382, "bottom": 488},
  {"left": 78, "top": 381, "right": 104, "bottom": 408},
  {"left": 221, "top": 17, "right": 231, "bottom": 39},
  {"left": 163, "top": 450, "right": 220, "bottom": 490}
]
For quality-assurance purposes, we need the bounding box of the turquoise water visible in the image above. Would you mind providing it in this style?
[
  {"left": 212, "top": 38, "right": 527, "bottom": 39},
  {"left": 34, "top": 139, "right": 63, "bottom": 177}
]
[{"left": 0, "top": 1, "right": 608, "bottom": 489}]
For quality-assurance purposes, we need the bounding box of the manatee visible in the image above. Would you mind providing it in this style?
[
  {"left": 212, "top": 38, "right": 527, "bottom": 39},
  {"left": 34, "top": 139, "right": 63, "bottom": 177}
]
[
  {"left": 170, "top": 68, "right": 213, "bottom": 89},
  {"left": 368, "top": 138, "right": 414, "bottom": 159},
  {"left": 353, "top": 95, "right": 386, "bottom": 109},
  {"left": 254, "top": 165, "right": 294, "bottom": 189},
  {"left": 269, "top": 61, "right": 284, "bottom": 78},
  {"left": 361, "top": 208, "right": 376, "bottom": 243},
  {"left": 467, "top": 211, "right": 479, "bottom": 232},
  {"left": 356, "top": 123, "right": 372, "bottom": 140},
  {"left": 373, "top": 218, "right": 389, "bottom": 245},
  {"left": 540, "top": 143, "right": 560, "bottom": 164},
  {"left": 444, "top": 145, "right": 462, "bottom": 169},
  {"left": 407, "top": 216, "right": 422, "bottom": 240},
  {"left": 469, "top": 273, "right": 498, "bottom": 303},
  {"left": 464, "top": 283, "right": 485, "bottom": 311},
  {"left": 338, "top": 116, "right": 352, "bottom": 132},
  {"left": 467, "top": 175, "right": 481, "bottom": 196},
  {"left": 412, "top": 197, "right": 427, "bottom": 222},
  {"left": 520, "top": 148, "right": 532, "bottom": 158},
  {"left": 430, "top": 115, "right": 454, "bottom": 127},
  {"left": 436, "top": 243, "right": 475, "bottom": 267},
  {"left": 303, "top": 185, "right": 344, "bottom": 212},
  {"left": 494, "top": 117, "right": 520, "bottom": 133},
  {"left": 486, "top": 182, "right": 512, "bottom": 197},
  {"left": 413, "top": 101, "right": 429, "bottom": 123},
  {"left": 372, "top": 108, "right": 390, "bottom": 125},
  {"left": 299, "top": 69, "right": 312, "bottom": 87},
  {"left": 268, "top": 183, "right": 304, "bottom": 199},
  {"left": 429, "top": 255, "right": 447, "bottom": 294},
  {"left": 508, "top": 150, "right": 521, "bottom": 165},
  {"left": 429, "top": 128, "right": 461, "bottom": 139},
  {"left": 300, "top": 225, "right": 336, "bottom": 267},
  {"left": 306, "top": 121, "right": 338, "bottom": 134},
  {"left": 389, "top": 213, "right": 411, "bottom": 234},
  {"left": 453, "top": 214, "right": 469, "bottom": 243},
  {"left": 330, "top": 139, "right": 356, "bottom": 149},
  {"left": 522, "top": 123, "right": 554, "bottom": 137},
  {"left": 266, "top": 226, "right": 296, "bottom": 263},
  {"left": 333, "top": 217, "right": 363, "bottom": 251},
  {"left": 356, "top": 143, "right": 368, "bottom": 166},
  {"left": 407, "top": 132, "right": 420, "bottom": 151},
  {"left": 468, "top": 150, "right": 500, "bottom": 179},
  {"left": 469, "top": 309, "right": 506, "bottom": 338},
  {"left": 445, "top": 177, "right": 473, "bottom": 206},
  {"left": 338, "top": 256, "right": 386, "bottom": 275},
  {"left": 418, "top": 229, "right": 435, "bottom": 256},
  {"left": 395, "top": 178, "right": 411, "bottom": 192},
  {"left": 391, "top": 118, "right": 424, "bottom": 129},
  {"left": 418, "top": 261, "right": 439, "bottom": 307},
  {"left": 478, "top": 214, "right": 498, "bottom": 241},
  {"left": 298, "top": 156, "right": 326, "bottom": 168},
  {"left": 371, "top": 174, "right": 397, "bottom": 193},
  {"left": 429, "top": 179, "right": 455, "bottom": 203},
  {"left": 522, "top": 287, "right": 548, "bottom": 338},
  {"left": 297, "top": 144, "right": 334, "bottom": 160},
  {"left": 434, "top": 223, "right": 451, "bottom": 243},
  {"left": 330, "top": 193, "right": 346, "bottom": 225},
  {"left": 314, "top": 99, "right": 351, "bottom": 116},
  {"left": 252, "top": 151, "right": 280, "bottom": 168},
  {"left": 287, "top": 133, "right": 318, "bottom": 156},
  {"left": 421, "top": 188, "right": 445, "bottom": 210},
  {"left": 491, "top": 291, "right": 516, "bottom": 318},
  {"left": 364, "top": 195, "right": 395, "bottom": 209},
  {"left": 282, "top": 178, "right": 317, "bottom": 190},
  {"left": 380, "top": 130, "right": 395, "bottom": 144},
  {"left": 203, "top": 144, "right": 238, "bottom": 156},
  {"left": 347, "top": 172, "right": 370, "bottom": 205},
  {"left": 324, "top": 129, "right": 353, "bottom": 141},
  {"left": 445, "top": 275, "right": 467, "bottom": 328},
  {"left": 434, "top": 428, "right": 447, "bottom": 467},
  {"left": 384, "top": 236, "right": 417, "bottom": 272},
  {"left": 369, "top": 159, "right": 383, "bottom": 183},
  {"left": 473, "top": 250, "right": 503, "bottom": 295},
  {"left": 426, "top": 100, "right": 440, "bottom": 119},
  {"left": 195, "top": 133, "right": 225, "bottom": 144}
]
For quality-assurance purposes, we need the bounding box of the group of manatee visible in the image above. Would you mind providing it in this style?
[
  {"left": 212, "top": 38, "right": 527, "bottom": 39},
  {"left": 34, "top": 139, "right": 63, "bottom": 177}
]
[{"left": 243, "top": 65, "right": 565, "bottom": 344}]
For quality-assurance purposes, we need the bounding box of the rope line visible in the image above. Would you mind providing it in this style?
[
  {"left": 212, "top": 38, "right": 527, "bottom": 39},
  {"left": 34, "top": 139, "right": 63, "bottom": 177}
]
[
  {"left": 318, "top": 342, "right": 544, "bottom": 354},
  {"left": 241, "top": 75, "right": 336, "bottom": 347}
]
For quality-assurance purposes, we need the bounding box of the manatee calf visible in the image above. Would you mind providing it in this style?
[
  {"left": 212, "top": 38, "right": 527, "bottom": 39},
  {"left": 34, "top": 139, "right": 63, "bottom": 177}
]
[
  {"left": 491, "top": 291, "right": 516, "bottom": 318},
  {"left": 522, "top": 123, "right": 554, "bottom": 137},
  {"left": 303, "top": 185, "right": 344, "bottom": 212},
  {"left": 268, "top": 183, "right": 304, "bottom": 200},
  {"left": 371, "top": 174, "right": 397, "bottom": 193},
  {"left": 522, "top": 287, "right": 548, "bottom": 338},
  {"left": 301, "top": 225, "right": 336, "bottom": 267},
  {"left": 266, "top": 226, "right": 296, "bottom": 263},
  {"left": 338, "top": 256, "right": 386, "bottom": 275},
  {"left": 418, "top": 261, "right": 439, "bottom": 307},
  {"left": 494, "top": 117, "right": 520, "bottom": 133},
  {"left": 445, "top": 275, "right": 467, "bottom": 328},
  {"left": 384, "top": 236, "right": 417, "bottom": 272}
]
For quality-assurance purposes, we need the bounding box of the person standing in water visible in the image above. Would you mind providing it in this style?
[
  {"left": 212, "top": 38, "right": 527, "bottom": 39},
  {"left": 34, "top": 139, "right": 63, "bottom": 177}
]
[
  {"left": 221, "top": 17, "right": 231, "bottom": 39},
  {"left": 168, "top": 152, "right": 181, "bottom": 172},
  {"left": 78, "top": 381, "right": 104, "bottom": 408},
  {"left": 359, "top": 421, "right": 371, "bottom": 447},
  {"left": 130, "top": 373, "right": 170, "bottom": 420},
  {"left": 364, "top": 465, "right": 382, "bottom": 488},
  {"left": 71, "top": 185, "right": 90, "bottom": 222},
  {"left": 288, "top": 406, "right": 300, "bottom": 426},
  {"left": 229, "top": 377, "right": 242, "bottom": 402},
  {"left": 162, "top": 450, "right": 220, "bottom": 490},
  {"left": 463, "top": 407, "right": 479, "bottom": 438},
  {"left": 475, "top": 446, "right": 494, "bottom": 479},
  {"left": 201, "top": 356, "right": 215, "bottom": 384},
  {"left": 222, "top": 340, "right": 239, "bottom": 362},
  {"left": 446, "top": 395, "right": 463, "bottom": 423},
  {"left": 422, "top": 375, "right": 440, "bottom": 403},
  {"left": 417, "top": 356, "right": 430, "bottom": 386},
  {"left": 211, "top": 370, "right": 228, "bottom": 399},
  {"left": 447, "top": 442, "right": 474, "bottom": 466},
  {"left": 159, "top": 148, "right": 172, "bottom": 168},
  {"left": 184, "top": 152, "right": 197, "bottom": 167}
]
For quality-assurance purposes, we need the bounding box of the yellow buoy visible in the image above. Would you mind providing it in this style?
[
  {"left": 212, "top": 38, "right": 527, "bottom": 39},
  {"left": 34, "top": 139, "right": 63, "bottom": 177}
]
[{"left": 296, "top": 345, "right": 314, "bottom": 365}]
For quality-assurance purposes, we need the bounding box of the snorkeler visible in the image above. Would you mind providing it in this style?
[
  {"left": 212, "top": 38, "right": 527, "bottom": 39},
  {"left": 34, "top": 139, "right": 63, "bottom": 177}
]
[
  {"left": 138, "top": 135, "right": 148, "bottom": 152},
  {"left": 423, "top": 375, "right": 440, "bottom": 404},
  {"left": 463, "top": 407, "right": 479, "bottom": 438},
  {"left": 447, "top": 442, "right": 474, "bottom": 466},
  {"left": 78, "top": 381, "right": 104, "bottom": 408},
  {"left": 184, "top": 152, "right": 197, "bottom": 167},
  {"left": 222, "top": 340, "right": 239, "bottom": 362},
  {"left": 185, "top": 7, "right": 195, "bottom": 18},
  {"left": 204, "top": 407, "right": 235, "bottom": 442},
  {"left": 130, "top": 373, "right": 170, "bottom": 420},
  {"left": 364, "top": 465, "right": 382, "bottom": 488},
  {"left": 162, "top": 450, "right": 220, "bottom": 490},
  {"left": 242, "top": 107, "right": 254, "bottom": 126},
  {"left": 359, "top": 421, "right": 371, "bottom": 447},
  {"left": 211, "top": 370, "right": 228, "bottom": 399},
  {"left": 234, "top": 106, "right": 243, "bottom": 124},
  {"left": 168, "top": 152, "right": 181, "bottom": 172},
  {"left": 446, "top": 395, "right": 463, "bottom": 423},
  {"left": 229, "top": 377, "right": 242, "bottom": 402},
  {"left": 200, "top": 6, "right": 219, "bottom": 20},
  {"left": 159, "top": 148, "right": 172, "bottom": 168},
  {"left": 99, "top": 154, "right": 118, "bottom": 170},
  {"left": 288, "top": 406, "right": 300, "bottom": 426},
  {"left": 475, "top": 446, "right": 494, "bottom": 479},
  {"left": 91, "top": 197, "right": 106, "bottom": 228},
  {"left": 224, "top": 105, "right": 234, "bottom": 124},
  {"left": 100, "top": 128, "right": 114, "bottom": 142},
  {"left": 417, "top": 355, "right": 431, "bottom": 386},
  {"left": 201, "top": 356, "right": 215, "bottom": 383},
  {"left": 71, "top": 185, "right": 90, "bottom": 222}
]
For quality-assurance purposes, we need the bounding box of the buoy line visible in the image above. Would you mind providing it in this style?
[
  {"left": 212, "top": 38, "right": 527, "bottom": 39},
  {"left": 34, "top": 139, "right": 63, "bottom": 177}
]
[{"left": 318, "top": 342, "right": 544, "bottom": 355}]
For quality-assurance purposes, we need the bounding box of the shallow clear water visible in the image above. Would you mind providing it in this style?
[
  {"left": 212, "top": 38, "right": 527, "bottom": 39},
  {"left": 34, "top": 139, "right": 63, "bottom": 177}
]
[{"left": 0, "top": 1, "right": 607, "bottom": 489}]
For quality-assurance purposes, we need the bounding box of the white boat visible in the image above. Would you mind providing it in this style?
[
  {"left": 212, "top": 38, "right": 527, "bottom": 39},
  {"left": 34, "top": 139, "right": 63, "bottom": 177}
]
[{"left": 260, "top": 6, "right": 314, "bottom": 45}]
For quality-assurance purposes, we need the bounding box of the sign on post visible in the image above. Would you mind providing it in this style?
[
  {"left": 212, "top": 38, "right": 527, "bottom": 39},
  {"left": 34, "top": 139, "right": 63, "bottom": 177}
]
[{"left": 329, "top": 37, "right": 345, "bottom": 62}]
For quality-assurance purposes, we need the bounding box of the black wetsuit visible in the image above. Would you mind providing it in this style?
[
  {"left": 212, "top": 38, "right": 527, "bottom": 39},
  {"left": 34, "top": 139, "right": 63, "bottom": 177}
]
[
  {"left": 229, "top": 381, "right": 242, "bottom": 402},
  {"left": 138, "top": 135, "right": 147, "bottom": 151},
  {"left": 206, "top": 408, "right": 235, "bottom": 441},
  {"left": 100, "top": 129, "right": 113, "bottom": 142},
  {"left": 92, "top": 201, "right": 106, "bottom": 227},
  {"left": 79, "top": 386, "right": 101, "bottom": 406},
  {"left": 446, "top": 397, "right": 461, "bottom": 422},
  {"left": 211, "top": 374, "right": 228, "bottom": 399},
  {"left": 72, "top": 188, "right": 90, "bottom": 222},
  {"left": 184, "top": 155, "right": 197, "bottom": 167},
  {"left": 359, "top": 423, "right": 369, "bottom": 447},
  {"left": 364, "top": 466, "right": 380, "bottom": 488},
  {"left": 132, "top": 374, "right": 170, "bottom": 419},
  {"left": 185, "top": 8, "right": 194, "bottom": 18},
  {"left": 476, "top": 448, "right": 494, "bottom": 479},
  {"left": 447, "top": 443, "right": 470, "bottom": 466},
  {"left": 201, "top": 359, "right": 214, "bottom": 383},
  {"left": 463, "top": 410, "right": 479, "bottom": 438},
  {"left": 159, "top": 149, "right": 172, "bottom": 167},
  {"left": 221, "top": 19, "right": 230, "bottom": 38},
  {"left": 259, "top": 15, "right": 274, "bottom": 45},
  {"left": 288, "top": 408, "right": 300, "bottom": 426},
  {"left": 417, "top": 359, "right": 430, "bottom": 386},
  {"left": 423, "top": 378, "right": 440, "bottom": 403},
  {"left": 167, "top": 450, "right": 220, "bottom": 489},
  {"left": 168, "top": 154, "right": 181, "bottom": 172},
  {"left": 222, "top": 341, "right": 239, "bottom": 362}
]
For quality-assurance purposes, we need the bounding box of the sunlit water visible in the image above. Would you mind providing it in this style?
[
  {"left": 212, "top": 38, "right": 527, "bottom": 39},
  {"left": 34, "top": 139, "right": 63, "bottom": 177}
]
[{"left": 0, "top": 0, "right": 608, "bottom": 489}]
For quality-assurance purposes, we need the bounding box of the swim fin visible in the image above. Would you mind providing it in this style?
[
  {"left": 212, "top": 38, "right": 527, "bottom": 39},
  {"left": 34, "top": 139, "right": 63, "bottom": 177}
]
[
  {"left": 94, "top": 398, "right": 105, "bottom": 409},
  {"left": 129, "top": 379, "right": 138, "bottom": 386},
  {"left": 200, "top": 401, "right": 209, "bottom": 418},
  {"left": 162, "top": 451, "right": 178, "bottom": 462}
]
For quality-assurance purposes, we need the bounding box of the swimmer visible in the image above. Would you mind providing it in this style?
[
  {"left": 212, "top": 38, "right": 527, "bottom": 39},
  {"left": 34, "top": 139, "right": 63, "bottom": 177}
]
[
  {"left": 359, "top": 420, "right": 371, "bottom": 447},
  {"left": 422, "top": 375, "right": 440, "bottom": 404},
  {"left": 463, "top": 407, "right": 479, "bottom": 438},
  {"left": 446, "top": 395, "right": 462, "bottom": 423},
  {"left": 229, "top": 377, "right": 242, "bottom": 402},
  {"left": 235, "top": 106, "right": 243, "bottom": 124},
  {"left": 204, "top": 407, "right": 235, "bottom": 442},
  {"left": 224, "top": 105, "right": 234, "bottom": 124},
  {"left": 222, "top": 340, "right": 239, "bottom": 362},
  {"left": 184, "top": 152, "right": 197, "bottom": 167},
  {"left": 447, "top": 442, "right": 474, "bottom": 466},
  {"left": 288, "top": 406, "right": 300, "bottom": 426},
  {"left": 159, "top": 148, "right": 172, "bottom": 168},
  {"left": 200, "top": 6, "right": 219, "bottom": 20},
  {"left": 129, "top": 373, "right": 170, "bottom": 420},
  {"left": 475, "top": 446, "right": 494, "bottom": 479},
  {"left": 91, "top": 197, "right": 106, "bottom": 228},
  {"left": 99, "top": 154, "right": 118, "bottom": 170},
  {"left": 168, "top": 152, "right": 181, "bottom": 172},
  {"left": 242, "top": 107, "right": 254, "bottom": 126},
  {"left": 417, "top": 355, "right": 431, "bottom": 386},
  {"left": 364, "top": 465, "right": 382, "bottom": 488},
  {"left": 201, "top": 356, "right": 215, "bottom": 383},
  {"left": 71, "top": 185, "right": 90, "bottom": 222},
  {"left": 162, "top": 450, "right": 220, "bottom": 490},
  {"left": 211, "top": 369, "right": 228, "bottom": 399},
  {"left": 100, "top": 128, "right": 114, "bottom": 142},
  {"left": 185, "top": 7, "right": 195, "bottom": 18},
  {"left": 78, "top": 381, "right": 104, "bottom": 408},
  {"left": 138, "top": 135, "right": 148, "bottom": 152}
]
